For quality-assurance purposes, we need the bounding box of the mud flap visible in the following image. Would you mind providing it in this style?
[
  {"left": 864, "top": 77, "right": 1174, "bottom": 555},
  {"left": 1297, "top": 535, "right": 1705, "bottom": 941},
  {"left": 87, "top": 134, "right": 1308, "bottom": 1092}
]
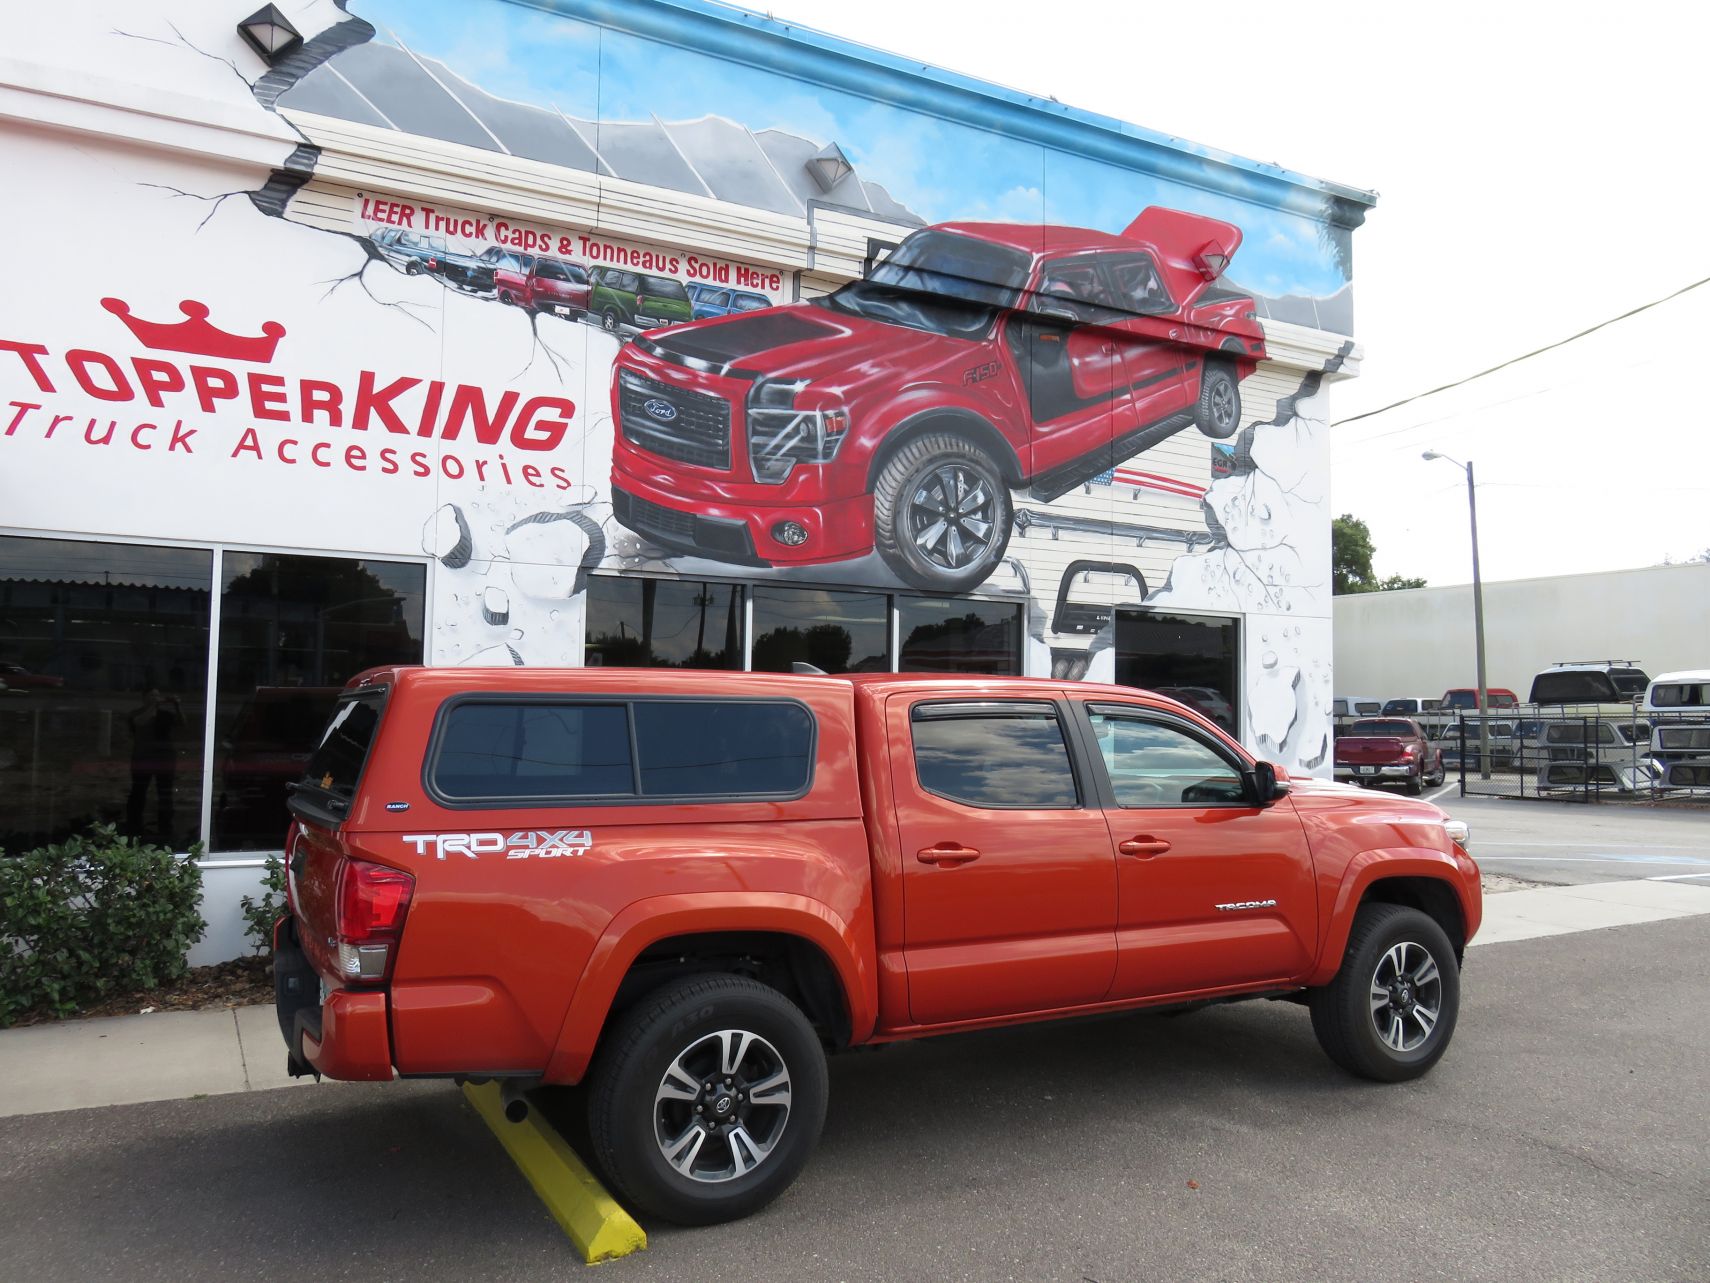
[{"left": 272, "top": 915, "right": 322, "bottom": 1080}]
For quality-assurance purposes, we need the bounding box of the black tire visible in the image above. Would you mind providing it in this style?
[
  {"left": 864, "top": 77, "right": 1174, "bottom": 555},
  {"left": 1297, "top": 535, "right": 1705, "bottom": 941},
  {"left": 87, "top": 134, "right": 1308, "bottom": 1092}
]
[
  {"left": 1405, "top": 771, "right": 1424, "bottom": 796},
  {"left": 603, "top": 308, "right": 621, "bottom": 334},
  {"left": 1193, "top": 362, "right": 1242, "bottom": 439},
  {"left": 586, "top": 974, "right": 828, "bottom": 1226},
  {"left": 1309, "top": 903, "right": 1460, "bottom": 1083},
  {"left": 1429, "top": 754, "right": 1447, "bottom": 787},
  {"left": 873, "top": 432, "right": 1013, "bottom": 592}
]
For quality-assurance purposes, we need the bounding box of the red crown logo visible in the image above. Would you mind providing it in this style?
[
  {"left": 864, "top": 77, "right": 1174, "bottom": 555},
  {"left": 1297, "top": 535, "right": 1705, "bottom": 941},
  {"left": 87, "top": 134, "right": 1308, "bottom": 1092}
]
[{"left": 101, "top": 298, "right": 287, "bottom": 363}]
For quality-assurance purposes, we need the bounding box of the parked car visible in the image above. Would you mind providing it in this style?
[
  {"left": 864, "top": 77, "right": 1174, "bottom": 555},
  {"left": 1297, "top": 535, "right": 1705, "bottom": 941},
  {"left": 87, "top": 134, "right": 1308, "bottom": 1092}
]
[
  {"left": 275, "top": 666, "right": 1480, "bottom": 1226},
  {"left": 591, "top": 269, "right": 695, "bottom": 333},
  {"left": 608, "top": 206, "right": 1266, "bottom": 591},
  {"left": 1152, "top": 685, "right": 1235, "bottom": 731},
  {"left": 0, "top": 661, "right": 64, "bottom": 689},
  {"left": 370, "top": 227, "right": 447, "bottom": 275},
  {"left": 1439, "top": 688, "right": 1519, "bottom": 712},
  {"left": 481, "top": 246, "right": 534, "bottom": 301},
  {"left": 1334, "top": 717, "right": 1445, "bottom": 794},
  {"left": 513, "top": 256, "right": 592, "bottom": 317},
  {"left": 688, "top": 283, "right": 772, "bottom": 320}
]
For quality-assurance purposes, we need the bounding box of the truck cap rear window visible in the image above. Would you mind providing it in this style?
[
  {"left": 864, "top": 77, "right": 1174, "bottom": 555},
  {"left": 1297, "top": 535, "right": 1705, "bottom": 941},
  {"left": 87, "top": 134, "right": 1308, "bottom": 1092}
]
[{"left": 293, "top": 691, "right": 385, "bottom": 819}]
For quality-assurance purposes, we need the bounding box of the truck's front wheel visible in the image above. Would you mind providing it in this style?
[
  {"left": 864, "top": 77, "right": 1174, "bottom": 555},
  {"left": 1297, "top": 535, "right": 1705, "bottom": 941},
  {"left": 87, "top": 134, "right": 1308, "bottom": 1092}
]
[
  {"left": 1309, "top": 903, "right": 1460, "bottom": 1083},
  {"left": 587, "top": 974, "right": 828, "bottom": 1225},
  {"left": 1193, "top": 362, "right": 1242, "bottom": 439},
  {"left": 873, "top": 432, "right": 1013, "bottom": 592}
]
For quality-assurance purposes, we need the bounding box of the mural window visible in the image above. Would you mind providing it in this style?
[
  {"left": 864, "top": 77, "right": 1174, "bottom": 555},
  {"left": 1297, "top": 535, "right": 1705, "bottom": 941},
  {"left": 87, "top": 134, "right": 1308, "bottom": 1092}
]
[
  {"left": 1104, "top": 253, "right": 1174, "bottom": 315},
  {"left": 210, "top": 552, "right": 425, "bottom": 852},
  {"left": 897, "top": 597, "right": 1022, "bottom": 675},
  {"left": 750, "top": 586, "right": 889, "bottom": 674},
  {"left": 584, "top": 575, "right": 742, "bottom": 669},
  {"left": 1113, "top": 609, "right": 1240, "bottom": 734},
  {"left": 0, "top": 535, "right": 211, "bottom": 854}
]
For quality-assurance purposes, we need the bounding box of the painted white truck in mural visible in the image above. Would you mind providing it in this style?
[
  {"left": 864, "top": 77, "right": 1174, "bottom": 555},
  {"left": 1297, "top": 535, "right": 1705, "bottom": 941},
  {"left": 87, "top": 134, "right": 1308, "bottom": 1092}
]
[{"left": 609, "top": 209, "right": 1265, "bottom": 591}]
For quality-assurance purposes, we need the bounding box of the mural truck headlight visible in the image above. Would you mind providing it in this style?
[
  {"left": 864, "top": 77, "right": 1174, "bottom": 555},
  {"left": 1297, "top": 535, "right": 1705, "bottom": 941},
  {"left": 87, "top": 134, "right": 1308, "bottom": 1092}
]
[{"left": 747, "top": 378, "right": 851, "bottom": 483}]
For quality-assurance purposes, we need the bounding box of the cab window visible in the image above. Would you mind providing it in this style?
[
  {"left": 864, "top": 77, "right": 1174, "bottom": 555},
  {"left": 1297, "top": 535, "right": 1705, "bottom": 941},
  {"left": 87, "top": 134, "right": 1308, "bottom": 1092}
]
[
  {"left": 910, "top": 701, "right": 1079, "bottom": 809},
  {"left": 1087, "top": 709, "right": 1247, "bottom": 807}
]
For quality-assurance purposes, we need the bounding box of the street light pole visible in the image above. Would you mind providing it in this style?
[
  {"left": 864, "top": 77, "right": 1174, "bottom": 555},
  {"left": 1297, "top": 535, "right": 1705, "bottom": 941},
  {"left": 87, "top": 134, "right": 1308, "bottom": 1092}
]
[{"left": 1424, "top": 451, "right": 1492, "bottom": 781}]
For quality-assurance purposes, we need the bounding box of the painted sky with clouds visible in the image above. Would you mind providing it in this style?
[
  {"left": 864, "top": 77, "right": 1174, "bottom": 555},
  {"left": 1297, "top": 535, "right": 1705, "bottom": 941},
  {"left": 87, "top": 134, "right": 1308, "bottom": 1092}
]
[{"left": 359, "top": 0, "right": 1346, "bottom": 298}]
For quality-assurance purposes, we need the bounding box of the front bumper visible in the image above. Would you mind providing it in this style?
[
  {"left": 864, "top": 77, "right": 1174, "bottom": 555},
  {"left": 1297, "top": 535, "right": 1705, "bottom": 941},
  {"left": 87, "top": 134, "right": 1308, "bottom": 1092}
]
[{"left": 273, "top": 915, "right": 394, "bottom": 1082}]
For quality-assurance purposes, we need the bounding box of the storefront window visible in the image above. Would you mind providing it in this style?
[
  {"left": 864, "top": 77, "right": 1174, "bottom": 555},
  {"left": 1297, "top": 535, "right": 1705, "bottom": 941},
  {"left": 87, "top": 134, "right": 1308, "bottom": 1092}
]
[
  {"left": 1113, "top": 609, "right": 1240, "bottom": 733},
  {"left": 750, "top": 586, "right": 889, "bottom": 674},
  {"left": 210, "top": 553, "right": 425, "bottom": 852},
  {"left": 897, "top": 597, "right": 1023, "bottom": 674},
  {"left": 584, "top": 576, "right": 742, "bottom": 668},
  {"left": 0, "top": 536, "right": 211, "bottom": 853}
]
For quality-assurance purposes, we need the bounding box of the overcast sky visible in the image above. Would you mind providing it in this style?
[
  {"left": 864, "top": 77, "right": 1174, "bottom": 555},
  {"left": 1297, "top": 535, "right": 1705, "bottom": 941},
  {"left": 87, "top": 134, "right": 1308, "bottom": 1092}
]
[{"left": 767, "top": 0, "right": 1710, "bottom": 586}]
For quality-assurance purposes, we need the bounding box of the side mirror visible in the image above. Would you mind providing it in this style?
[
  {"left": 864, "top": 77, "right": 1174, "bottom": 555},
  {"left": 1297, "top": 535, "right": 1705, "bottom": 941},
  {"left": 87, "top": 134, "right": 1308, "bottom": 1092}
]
[{"left": 1251, "top": 760, "right": 1290, "bottom": 805}]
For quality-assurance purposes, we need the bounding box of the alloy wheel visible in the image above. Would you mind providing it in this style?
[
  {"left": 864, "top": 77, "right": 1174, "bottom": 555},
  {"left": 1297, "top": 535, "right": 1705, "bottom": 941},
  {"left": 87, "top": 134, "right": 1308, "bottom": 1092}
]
[
  {"left": 653, "top": 1028, "right": 792, "bottom": 1184},
  {"left": 905, "top": 464, "right": 996, "bottom": 572},
  {"left": 1368, "top": 940, "right": 1443, "bottom": 1053}
]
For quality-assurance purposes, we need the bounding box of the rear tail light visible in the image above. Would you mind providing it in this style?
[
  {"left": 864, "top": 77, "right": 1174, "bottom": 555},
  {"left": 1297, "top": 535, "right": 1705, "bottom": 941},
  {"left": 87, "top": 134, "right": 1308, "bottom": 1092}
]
[
  {"left": 334, "top": 858, "right": 414, "bottom": 984},
  {"left": 1401, "top": 745, "right": 1418, "bottom": 760}
]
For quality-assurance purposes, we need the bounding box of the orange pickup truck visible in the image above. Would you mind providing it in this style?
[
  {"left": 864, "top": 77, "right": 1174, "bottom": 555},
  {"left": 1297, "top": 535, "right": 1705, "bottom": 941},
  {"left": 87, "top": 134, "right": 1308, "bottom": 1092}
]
[{"left": 275, "top": 667, "right": 1480, "bottom": 1224}]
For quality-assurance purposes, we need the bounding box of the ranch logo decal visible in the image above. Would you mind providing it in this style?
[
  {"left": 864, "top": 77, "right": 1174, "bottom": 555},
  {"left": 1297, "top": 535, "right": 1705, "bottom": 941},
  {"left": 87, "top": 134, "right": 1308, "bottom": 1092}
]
[
  {"left": 1, "top": 297, "right": 581, "bottom": 490},
  {"left": 402, "top": 830, "right": 593, "bottom": 860}
]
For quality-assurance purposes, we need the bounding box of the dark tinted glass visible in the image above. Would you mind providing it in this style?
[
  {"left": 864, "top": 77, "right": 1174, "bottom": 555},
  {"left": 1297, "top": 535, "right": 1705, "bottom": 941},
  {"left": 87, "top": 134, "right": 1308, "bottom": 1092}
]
[
  {"left": 641, "top": 275, "right": 690, "bottom": 301},
  {"left": 584, "top": 576, "right": 741, "bottom": 669},
  {"left": 897, "top": 598, "right": 1022, "bottom": 675},
  {"left": 1530, "top": 672, "right": 1618, "bottom": 704},
  {"left": 911, "top": 707, "right": 1077, "bottom": 808},
  {"left": 634, "top": 701, "right": 812, "bottom": 796},
  {"left": 751, "top": 586, "right": 889, "bottom": 674},
  {"left": 536, "top": 260, "right": 568, "bottom": 281},
  {"left": 211, "top": 553, "right": 424, "bottom": 851},
  {"left": 1382, "top": 699, "right": 1418, "bottom": 715},
  {"left": 433, "top": 703, "right": 632, "bottom": 799},
  {"left": 0, "top": 536, "right": 211, "bottom": 852},
  {"left": 300, "top": 695, "right": 382, "bottom": 804},
  {"left": 1351, "top": 720, "right": 1416, "bottom": 737},
  {"left": 1114, "top": 610, "right": 1239, "bottom": 732},
  {"left": 1088, "top": 713, "right": 1246, "bottom": 806}
]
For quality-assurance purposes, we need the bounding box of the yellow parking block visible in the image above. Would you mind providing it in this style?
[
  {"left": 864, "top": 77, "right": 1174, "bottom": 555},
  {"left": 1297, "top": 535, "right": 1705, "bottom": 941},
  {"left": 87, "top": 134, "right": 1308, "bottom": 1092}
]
[{"left": 462, "top": 1081, "right": 648, "bottom": 1263}]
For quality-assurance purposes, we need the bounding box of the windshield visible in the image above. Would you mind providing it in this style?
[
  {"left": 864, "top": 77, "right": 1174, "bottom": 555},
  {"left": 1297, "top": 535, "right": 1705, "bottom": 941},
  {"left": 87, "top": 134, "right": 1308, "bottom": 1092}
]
[{"left": 821, "top": 231, "right": 1031, "bottom": 340}]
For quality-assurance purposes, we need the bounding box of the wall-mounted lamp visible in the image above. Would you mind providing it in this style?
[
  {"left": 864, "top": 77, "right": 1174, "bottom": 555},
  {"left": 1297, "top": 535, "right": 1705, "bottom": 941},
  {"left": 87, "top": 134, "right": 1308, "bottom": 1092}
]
[
  {"left": 237, "top": 4, "right": 303, "bottom": 65},
  {"left": 806, "top": 141, "right": 853, "bottom": 193}
]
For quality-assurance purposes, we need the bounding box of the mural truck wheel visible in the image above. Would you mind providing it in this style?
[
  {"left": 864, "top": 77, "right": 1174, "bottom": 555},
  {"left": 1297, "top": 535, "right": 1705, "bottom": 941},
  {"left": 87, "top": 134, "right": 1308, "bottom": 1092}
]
[
  {"left": 1194, "top": 362, "right": 1241, "bottom": 439},
  {"left": 873, "top": 433, "right": 1012, "bottom": 593},
  {"left": 603, "top": 308, "right": 621, "bottom": 333}
]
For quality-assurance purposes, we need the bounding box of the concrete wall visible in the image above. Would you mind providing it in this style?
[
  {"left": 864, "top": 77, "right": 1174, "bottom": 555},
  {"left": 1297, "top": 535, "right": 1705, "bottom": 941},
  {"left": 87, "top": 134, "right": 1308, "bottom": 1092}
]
[{"left": 1333, "top": 562, "right": 1710, "bottom": 701}]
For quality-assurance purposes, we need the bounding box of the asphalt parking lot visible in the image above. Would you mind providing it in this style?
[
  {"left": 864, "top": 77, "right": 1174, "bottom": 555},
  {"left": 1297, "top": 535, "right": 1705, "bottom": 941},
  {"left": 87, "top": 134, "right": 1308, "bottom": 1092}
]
[
  {"left": 3, "top": 907, "right": 1706, "bottom": 1283},
  {"left": 1439, "top": 793, "right": 1710, "bottom": 885}
]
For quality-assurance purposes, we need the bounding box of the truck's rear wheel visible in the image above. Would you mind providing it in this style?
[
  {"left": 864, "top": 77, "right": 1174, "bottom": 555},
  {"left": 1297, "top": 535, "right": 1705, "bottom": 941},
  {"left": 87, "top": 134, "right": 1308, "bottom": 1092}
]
[
  {"left": 1309, "top": 903, "right": 1460, "bottom": 1082},
  {"left": 1193, "top": 362, "right": 1241, "bottom": 439},
  {"left": 873, "top": 432, "right": 1012, "bottom": 592},
  {"left": 587, "top": 974, "right": 827, "bottom": 1225}
]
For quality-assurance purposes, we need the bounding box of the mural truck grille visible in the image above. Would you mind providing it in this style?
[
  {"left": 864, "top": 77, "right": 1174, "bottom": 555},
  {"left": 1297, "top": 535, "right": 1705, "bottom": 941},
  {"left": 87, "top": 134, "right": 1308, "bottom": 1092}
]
[
  {"left": 623, "top": 492, "right": 698, "bottom": 541},
  {"left": 618, "top": 371, "right": 731, "bottom": 470}
]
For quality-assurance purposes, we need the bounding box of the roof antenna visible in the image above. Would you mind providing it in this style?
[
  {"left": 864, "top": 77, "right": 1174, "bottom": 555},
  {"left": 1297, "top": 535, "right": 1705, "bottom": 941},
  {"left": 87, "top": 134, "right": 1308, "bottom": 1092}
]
[{"left": 791, "top": 661, "right": 828, "bottom": 676}]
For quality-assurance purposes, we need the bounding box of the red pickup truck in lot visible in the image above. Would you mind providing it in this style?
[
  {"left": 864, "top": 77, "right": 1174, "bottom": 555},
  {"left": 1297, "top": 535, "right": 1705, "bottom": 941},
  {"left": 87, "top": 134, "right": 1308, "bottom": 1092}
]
[
  {"left": 609, "top": 206, "right": 1264, "bottom": 592},
  {"left": 1333, "top": 718, "right": 1446, "bottom": 795},
  {"left": 276, "top": 667, "right": 1479, "bottom": 1225}
]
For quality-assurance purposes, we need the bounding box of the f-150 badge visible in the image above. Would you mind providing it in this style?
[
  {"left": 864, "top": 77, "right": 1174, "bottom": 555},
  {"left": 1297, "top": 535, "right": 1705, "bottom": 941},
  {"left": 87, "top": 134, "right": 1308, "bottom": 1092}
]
[{"left": 402, "top": 830, "right": 593, "bottom": 860}]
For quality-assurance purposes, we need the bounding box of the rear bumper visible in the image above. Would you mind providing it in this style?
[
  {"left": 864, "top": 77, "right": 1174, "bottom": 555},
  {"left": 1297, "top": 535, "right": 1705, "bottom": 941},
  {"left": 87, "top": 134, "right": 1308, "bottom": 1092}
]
[
  {"left": 273, "top": 915, "right": 394, "bottom": 1082},
  {"left": 1334, "top": 764, "right": 1419, "bottom": 780}
]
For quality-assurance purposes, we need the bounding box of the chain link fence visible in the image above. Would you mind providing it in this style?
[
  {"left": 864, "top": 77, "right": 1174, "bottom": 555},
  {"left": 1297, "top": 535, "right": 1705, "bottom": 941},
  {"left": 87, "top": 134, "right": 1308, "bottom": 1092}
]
[{"left": 1447, "top": 709, "right": 1710, "bottom": 803}]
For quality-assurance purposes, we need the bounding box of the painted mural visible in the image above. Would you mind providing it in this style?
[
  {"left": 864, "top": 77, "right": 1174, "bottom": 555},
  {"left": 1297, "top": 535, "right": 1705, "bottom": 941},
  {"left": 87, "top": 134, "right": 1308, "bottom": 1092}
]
[{"left": 0, "top": 0, "right": 1362, "bottom": 775}]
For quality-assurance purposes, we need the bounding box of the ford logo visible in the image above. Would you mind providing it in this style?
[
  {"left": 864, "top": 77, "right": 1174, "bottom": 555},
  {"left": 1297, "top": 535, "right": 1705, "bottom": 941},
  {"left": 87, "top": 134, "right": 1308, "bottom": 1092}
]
[{"left": 643, "top": 397, "right": 678, "bottom": 423}]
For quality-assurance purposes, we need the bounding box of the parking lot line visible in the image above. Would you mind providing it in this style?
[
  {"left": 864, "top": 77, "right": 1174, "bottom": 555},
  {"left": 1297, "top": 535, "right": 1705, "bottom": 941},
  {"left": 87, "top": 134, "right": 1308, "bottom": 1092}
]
[
  {"left": 461, "top": 1081, "right": 647, "bottom": 1264},
  {"left": 1425, "top": 783, "right": 1457, "bottom": 803}
]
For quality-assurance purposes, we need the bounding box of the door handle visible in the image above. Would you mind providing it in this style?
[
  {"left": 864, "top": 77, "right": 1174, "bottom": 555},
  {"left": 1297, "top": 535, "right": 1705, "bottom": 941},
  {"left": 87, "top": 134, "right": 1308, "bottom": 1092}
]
[
  {"left": 1118, "top": 836, "right": 1172, "bottom": 858},
  {"left": 916, "top": 843, "right": 981, "bottom": 867}
]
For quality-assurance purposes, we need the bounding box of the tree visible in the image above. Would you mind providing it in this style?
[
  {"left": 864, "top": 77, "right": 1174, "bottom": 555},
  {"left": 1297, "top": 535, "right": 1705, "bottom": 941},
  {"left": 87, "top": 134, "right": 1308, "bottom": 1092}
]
[{"left": 1332, "top": 514, "right": 1427, "bottom": 595}]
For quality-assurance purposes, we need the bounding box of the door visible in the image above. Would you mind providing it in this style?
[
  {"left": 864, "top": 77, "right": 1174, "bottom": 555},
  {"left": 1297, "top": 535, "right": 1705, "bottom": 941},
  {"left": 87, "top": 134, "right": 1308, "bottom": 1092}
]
[
  {"left": 890, "top": 695, "right": 1117, "bottom": 1025},
  {"left": 1101, "top": 252, "right": 1190, "bottom": 433},
  {"left": 1075, "top": 702, "right": 1318, "bottom": 999}
]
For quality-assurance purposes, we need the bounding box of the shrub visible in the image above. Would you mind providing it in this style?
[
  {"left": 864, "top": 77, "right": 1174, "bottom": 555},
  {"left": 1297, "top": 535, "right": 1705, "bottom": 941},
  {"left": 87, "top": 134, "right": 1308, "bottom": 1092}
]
[
  {"left": 0, "top": 825, "right": 206, "bottom": 1027},
  {"left": 239, "top": 855, "right": 286, "bottom": 957}
]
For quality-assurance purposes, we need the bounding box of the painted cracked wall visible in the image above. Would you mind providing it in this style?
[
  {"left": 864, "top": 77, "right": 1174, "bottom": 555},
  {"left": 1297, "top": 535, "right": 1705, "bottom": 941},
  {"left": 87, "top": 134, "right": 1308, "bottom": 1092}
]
[{"left": 1, "top": 0, "right": 1361, "bottom": 777}]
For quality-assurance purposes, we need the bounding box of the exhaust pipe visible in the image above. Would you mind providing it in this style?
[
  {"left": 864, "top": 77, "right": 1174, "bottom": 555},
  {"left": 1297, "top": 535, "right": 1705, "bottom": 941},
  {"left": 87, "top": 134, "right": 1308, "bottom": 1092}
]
[{"left": 500, "top": 1079, "right": 531, "bottom": 1124}]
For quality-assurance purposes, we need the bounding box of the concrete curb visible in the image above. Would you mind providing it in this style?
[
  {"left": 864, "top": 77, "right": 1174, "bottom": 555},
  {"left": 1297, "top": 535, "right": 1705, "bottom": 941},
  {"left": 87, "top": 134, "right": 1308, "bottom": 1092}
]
[
  {"left": 1470, "top": 877, "right": 1710, "bottom": 947},
  {"left": 461, "top": 1081, "right": 647, "bottom": 1264}
]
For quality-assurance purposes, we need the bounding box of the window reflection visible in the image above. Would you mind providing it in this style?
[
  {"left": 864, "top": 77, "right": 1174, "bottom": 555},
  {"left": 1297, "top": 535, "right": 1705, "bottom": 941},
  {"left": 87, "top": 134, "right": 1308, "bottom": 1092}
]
[
  {"left": 0, "top": 536, "right": 211, "bottom": 852},
  {"left": 211, "top": 553, "right": 424, "bottom": 851},
  {"left": 1114, "top": 610, "right": 1239, "bottom": 732},
  {"left": 750, "top": 586, "right": 888, "bottom": 674},
  {"left": 584, "top": 576, "right": 742, "bottom": 668},
  {"left": 1090, "top": 713, "right": 1246, "bottom": 806},
  {"left": 898, "top": 597, "right": 1022, "bottom": 675},
  {"left": 912, "top": 708, "right": 1078, "bottom": 808}
]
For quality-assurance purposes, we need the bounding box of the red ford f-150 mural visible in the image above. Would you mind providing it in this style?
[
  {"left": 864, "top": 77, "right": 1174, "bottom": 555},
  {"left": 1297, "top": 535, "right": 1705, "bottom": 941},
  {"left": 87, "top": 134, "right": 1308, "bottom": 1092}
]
[
  {"left": 609, "top": 206, "right": 1266, "bottom": 591},
  {"left": 274, "top": 666, "right": 1479, "bottom": 1226}
]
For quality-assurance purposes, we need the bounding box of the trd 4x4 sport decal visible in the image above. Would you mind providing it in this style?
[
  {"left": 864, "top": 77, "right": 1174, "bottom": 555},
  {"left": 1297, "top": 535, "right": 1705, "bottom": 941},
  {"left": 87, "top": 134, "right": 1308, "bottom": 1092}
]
[{"left": 402, "top": 830, "right": 593, "bottom": 860}]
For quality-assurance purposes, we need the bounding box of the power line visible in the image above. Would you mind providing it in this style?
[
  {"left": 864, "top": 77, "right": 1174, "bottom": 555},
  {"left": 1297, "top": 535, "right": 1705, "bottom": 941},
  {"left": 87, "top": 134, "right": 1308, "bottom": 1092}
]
[{"left": 1333, "top": 272, "right": 1710, "bottom": 427}]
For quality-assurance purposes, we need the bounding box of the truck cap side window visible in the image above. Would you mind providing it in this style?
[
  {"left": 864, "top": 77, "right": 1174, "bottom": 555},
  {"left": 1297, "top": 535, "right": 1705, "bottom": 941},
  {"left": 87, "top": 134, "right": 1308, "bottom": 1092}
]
[
  {"left": 1085, "top": 709, "right": 1247, "bottom": 808},
  {"left": 427, "top": 697, "right": 816, "bottom": 805},
  {"left": 293, "top": 690, "right": 386, "bottom": 820},
  {"left": 909, "top": 700, "right": 1079, "bottom": 809}
]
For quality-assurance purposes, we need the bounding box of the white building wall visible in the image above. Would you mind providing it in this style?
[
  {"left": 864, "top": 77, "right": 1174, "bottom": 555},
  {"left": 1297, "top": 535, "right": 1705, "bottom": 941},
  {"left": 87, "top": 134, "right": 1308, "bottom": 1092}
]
[{"left": 1333, "top": 562, "right": 1710, "bottom": 701}]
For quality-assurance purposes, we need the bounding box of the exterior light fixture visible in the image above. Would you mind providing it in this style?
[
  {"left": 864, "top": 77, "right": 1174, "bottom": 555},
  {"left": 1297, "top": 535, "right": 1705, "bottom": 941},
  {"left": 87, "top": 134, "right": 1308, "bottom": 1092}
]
[
  {"left": 806, "top": 142, "right": 853, "bottom": 193},
  {"left": 237, "top": 4, "right": 303, "bottom": 65}
]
